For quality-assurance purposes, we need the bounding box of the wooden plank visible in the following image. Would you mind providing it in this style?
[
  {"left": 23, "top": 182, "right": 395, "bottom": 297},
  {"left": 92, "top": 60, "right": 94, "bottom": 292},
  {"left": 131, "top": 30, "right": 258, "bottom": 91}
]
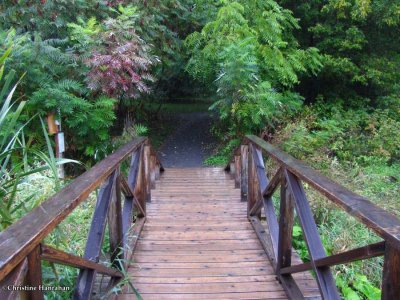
[
  {"left": 381, "top": 242, "right": 400, "bottom": 299},
  {"left": 131, "top": 261, "right": 271, "bottom": 269},
  {"left": 246, "top": 135, "right": 400, "bottom": 250},
  {"left": 134, "top": 249, "right": 265, "bottom": 256},
  {"left": 130, "top": 274, "right": 280, "bottom": 284},
  {"left": 116, "top": 291, "right": 288, "bottom": 300},
  {"left": 145, "top": 219, "right": 249, "bottom": 223},
  {"left": 139, "top": 232, "right": 258, "bottom": 240},
  {"left": 280, "top": 241, "right": 385, "bottom": 275},
  {"left": 136, "top": 241, "right": 264, "bottom": 251},
  {"left": 128, "top": 267, "right": 275, "bottom": 277},
  {"left": 130, "top": 281, "right": 287, "bottom": 293},
  {"left": 134, "top": 253, "right": 267, "bottom": 263},
  {"left": 108, "top": 168, "right": 124, "bottom": 270},
  {"left": 142, "top": 224, "right": 253, "bottom": 231},
  {"left": 122, "top": 166, "right": 319, "bottom": 299},
  {"left": 0, "top": 137, "right": 146, "bottom": 282},
  {"left": 285, "top": 170, "right": 340, "bottom": 299},
  {"left": 74, "top": 171, "right": 117, "bottom": 300},
  {"left": 26, "top": 245, "right": 43, "bottom": 300},
  {"left": 41, "top": 245, "right": 123, "bottom": 278},
  {"left": 0, "top": 258, "right": 28, "bottom": 300}
]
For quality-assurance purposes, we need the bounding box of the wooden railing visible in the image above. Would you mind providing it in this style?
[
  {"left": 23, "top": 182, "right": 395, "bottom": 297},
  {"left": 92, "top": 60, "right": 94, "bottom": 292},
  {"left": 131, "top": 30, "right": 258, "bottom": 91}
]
[
  {"left": 0, "top": 137, "right": 163, "bottom": 300},
  {"left": 226, "top": 135, "right": 400, "bottom": 300}
]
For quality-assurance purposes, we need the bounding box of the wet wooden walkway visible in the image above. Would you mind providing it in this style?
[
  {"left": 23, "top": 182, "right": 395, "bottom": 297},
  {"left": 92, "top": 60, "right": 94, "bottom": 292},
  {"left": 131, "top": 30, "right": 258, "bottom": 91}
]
[{"left": 118, "top": 168, "right": 320, "bottom": 299}]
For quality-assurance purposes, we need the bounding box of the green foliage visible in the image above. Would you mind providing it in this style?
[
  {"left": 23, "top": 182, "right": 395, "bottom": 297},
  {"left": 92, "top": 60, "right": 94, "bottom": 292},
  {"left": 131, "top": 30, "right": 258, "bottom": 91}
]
[
  {"left": 186, "top": 0, "right": 323, "bottom": 134},
  {"left": 279, "top": 0, "right": 400, "bottom": 106},
  {"left": 280, "top": 102, "right": 400, "bottom": 165},
  {"left": 0, "top": 0, "right": 112, "bottom": 38},
  {"left": 204, "top": 138, "right": 240, "bottom": 166},
  {"left": 0, "top": 50, "right": 79, "bottom": 230},
  {"left": 274, "top": 100, "right": 399, "bottom": 298}
]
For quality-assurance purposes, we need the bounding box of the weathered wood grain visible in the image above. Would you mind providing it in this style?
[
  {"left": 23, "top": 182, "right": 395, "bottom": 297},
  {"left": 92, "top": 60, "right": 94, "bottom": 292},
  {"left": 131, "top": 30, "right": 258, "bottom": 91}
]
[
  {"left": 246, "top": 135, "right": 400, "bottom": 250},
  {"left": 0, "top": 137, "right": 146, "bottom": 281},
  {"left": 74, "top": 171, "right": 118, "bottom": 300},
  {"left": 41, "top": 245, "right": 123, "bottom": 278}
]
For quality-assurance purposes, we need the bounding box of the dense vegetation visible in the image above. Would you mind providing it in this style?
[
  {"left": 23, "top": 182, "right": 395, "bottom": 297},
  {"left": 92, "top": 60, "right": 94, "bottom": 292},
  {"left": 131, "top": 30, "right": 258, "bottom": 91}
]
[{"left": 0, "top": 0, "right": 399, "bottom": 299}]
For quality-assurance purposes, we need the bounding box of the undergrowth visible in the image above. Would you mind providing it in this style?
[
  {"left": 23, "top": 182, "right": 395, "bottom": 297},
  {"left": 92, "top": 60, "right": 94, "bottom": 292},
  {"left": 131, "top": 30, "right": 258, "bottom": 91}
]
[{"left": 206, "top": 101, "right": 399, "bottom": 299}]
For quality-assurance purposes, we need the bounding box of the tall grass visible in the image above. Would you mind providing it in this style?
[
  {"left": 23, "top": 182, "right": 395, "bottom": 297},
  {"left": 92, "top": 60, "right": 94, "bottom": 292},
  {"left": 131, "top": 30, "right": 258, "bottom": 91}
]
[{"left": 0, "top": 47, "right": 79, "bottom": 228}]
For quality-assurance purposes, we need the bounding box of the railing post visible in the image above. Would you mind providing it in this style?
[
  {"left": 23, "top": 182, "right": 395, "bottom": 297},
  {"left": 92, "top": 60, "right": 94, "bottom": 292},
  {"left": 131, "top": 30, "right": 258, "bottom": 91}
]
[
  {"left": 26, "top": 245, "right": 44, "bottom": 300},
  {"left": 247, "top": 144, "right": 257, "bottom": 216},
  {"left": 381, "top": 243, "right": 400, "bottom": 299},
  {"left": 143, "top": 145, "right": 151, "bottom": 203},
  {"left": 135, "top": 146, "right": 147, "bottom": 216},
  {"left": 74, "top": 171, "right": 118, "bottom": 300},
  {"left": 150, "top": 154, "right": 156, "bottom": 189},
  {"left": 108, "top": 167, "right": 123, "bottom": 270},
  {"left": 234, "top": 155, "right": 240, "bottom": 188},
  {"left": 277, "top": 171, "right": 294, "bottom": 273},
  {"left": 240, "top": 145, "right": 248, "bottom": 203}
]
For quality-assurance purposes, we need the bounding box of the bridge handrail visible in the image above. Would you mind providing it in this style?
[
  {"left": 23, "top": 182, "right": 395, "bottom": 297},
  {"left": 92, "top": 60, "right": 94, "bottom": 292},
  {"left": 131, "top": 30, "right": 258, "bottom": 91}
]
[
  {"left": 226, "top": 134, "right": 400, "bottom": 299},
  {"left": 0, "top": 137, "right": 163, "bottom": 299}
]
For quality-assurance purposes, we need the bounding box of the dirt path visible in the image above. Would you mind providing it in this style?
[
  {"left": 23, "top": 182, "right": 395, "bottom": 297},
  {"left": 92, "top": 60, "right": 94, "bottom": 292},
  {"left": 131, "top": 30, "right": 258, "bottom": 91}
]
[{"left": 157, "top": 112, "right": 217, "bottom": 168}]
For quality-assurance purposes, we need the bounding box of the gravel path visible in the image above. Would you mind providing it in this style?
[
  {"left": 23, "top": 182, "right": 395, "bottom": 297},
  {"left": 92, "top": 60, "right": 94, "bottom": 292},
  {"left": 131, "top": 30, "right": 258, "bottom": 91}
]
[{"left": 157, "top": 112, "right": 217, "bottom": 168}]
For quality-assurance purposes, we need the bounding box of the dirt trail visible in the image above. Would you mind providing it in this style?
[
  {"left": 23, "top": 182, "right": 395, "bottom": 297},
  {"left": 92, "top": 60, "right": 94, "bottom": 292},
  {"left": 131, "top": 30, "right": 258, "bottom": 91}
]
[{"left": 157, "top": 112, "right": 217, "bottom": 168}]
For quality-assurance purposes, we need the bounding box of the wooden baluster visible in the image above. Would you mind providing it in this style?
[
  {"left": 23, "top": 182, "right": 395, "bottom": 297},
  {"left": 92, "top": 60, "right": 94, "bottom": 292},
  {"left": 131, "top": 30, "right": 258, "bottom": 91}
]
[
  {"left": 277, "top": 173, "right": 294, "bottom": 272},
  {"left": 0, "top": 259, "right": 28, "bottom": 300},
  {"left": 155, "top": 160, "right": 161, "bottom": 180},
  {"left": 250, "top": 143, "right": 279, "bottom": 263},
  {"left": 108, "top": 167, "right": 123, "bottom": 270},
  {"left": 276, "top": 172, "right": 304, "bottom": 298},
  {"left": 135, "top": 146, "right": 147, "bottom": 215},
  {"left": 143, "top": 145, "right": 151, "bottom": 203},
  {"left": 285, "top": 170, "right": 340, "bottom": 300},
  {"left": 247, "top": 144, "right": 257, "bottom": 216},
  {"left": 381, "top": 243, "right": 400, "bottom": 299},
  {"left": 26, "top": 245, "right": 43, "bottom": 300},
  {"left": 248, "top": 144, "right": 268, "bottom": 218},
  {"left": 229, "top": 161, "right": 236, "bottom": 179},
  {"left": 234, "top": 155, "right": 240, "bottom": 188},
  {"left": 240, "top": 145, "right": 248, "bottom": 203},
  {"left": 150, "top": 154, "right": 156, "bottom": 189},
  {"left": 74, "top": 171, "right": 117, "bottom": 300},
  {"left": 123, "top": 149, "right": 142, "bottom": 243}
]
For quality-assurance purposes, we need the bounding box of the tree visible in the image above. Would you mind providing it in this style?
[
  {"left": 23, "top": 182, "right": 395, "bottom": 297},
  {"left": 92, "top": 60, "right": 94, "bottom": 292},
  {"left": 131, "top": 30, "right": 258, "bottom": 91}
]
[{"left": 186, "top": 0, "right": 322, "bottom": 134}]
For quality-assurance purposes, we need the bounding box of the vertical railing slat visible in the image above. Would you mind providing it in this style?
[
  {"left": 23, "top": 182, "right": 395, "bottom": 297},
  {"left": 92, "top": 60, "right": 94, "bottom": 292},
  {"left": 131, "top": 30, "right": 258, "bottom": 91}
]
[
  {"left": 247, "top": 144, "right": 257, "bottom": 216},
  {"left": 277, "top": 172, "right": 294, "bottom": 272},
  {"left": 26, "top": 246, "right": 44, "bottom": 300},
  {"left": 285, "top": 170, "right": 340, "bottom": 300},
  {"left": 108, "top": 167, "right": 124, "bottom": 270},
  {"left": 143, "top": 145, "right": 151, "bottom": 203},
  {"left": 134, "top": 146, "right": 147, "bottom": 216},
  {"left": 381, "top": 243, "right": 400, "bottom": 299},
  {"left": 73, "top": 170, "right": 118, "bottom": 300},
  {"left": 240, "top": 145, "right": 248, "bottom": 203}
]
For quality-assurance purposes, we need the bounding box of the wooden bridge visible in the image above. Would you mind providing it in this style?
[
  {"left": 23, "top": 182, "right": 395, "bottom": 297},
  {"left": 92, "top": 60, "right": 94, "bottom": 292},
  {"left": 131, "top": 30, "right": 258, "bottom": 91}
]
[{"left": 0, "top": 136, "right": 399, "bottom": 299}]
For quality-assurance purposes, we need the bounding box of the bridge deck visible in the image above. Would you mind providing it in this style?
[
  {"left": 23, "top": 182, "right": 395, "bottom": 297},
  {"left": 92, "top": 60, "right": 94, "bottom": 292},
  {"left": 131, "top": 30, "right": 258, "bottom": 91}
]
[{"left": 118, "top": 168, "right": 320, "bottom": 299}]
